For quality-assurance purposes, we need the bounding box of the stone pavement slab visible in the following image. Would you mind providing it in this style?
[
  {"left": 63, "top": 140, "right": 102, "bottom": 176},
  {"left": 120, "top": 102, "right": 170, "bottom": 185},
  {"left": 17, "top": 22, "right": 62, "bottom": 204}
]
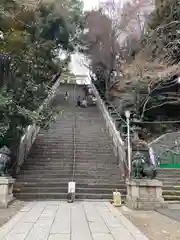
[
  {"left": 0, "top": 201, "right": 149, "bottom": 240},
  {"left": 48, "top": 234, "right": 70, "bottom": 240}
]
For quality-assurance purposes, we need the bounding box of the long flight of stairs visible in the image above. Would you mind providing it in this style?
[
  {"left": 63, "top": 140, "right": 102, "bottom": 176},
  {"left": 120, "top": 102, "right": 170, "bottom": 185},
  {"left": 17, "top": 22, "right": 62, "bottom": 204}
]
[{"left": 14, "top": 84, "right": 126, "bottom": 200}]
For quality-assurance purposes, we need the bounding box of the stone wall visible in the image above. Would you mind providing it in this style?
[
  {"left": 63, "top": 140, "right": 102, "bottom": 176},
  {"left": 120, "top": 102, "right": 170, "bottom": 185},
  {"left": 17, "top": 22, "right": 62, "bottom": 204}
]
[
  {"left": 15, "top": 76, "right": 61, "bottom": 174},
  {"left": 91, "top": 84, "right": 127, "bottom": 176}
]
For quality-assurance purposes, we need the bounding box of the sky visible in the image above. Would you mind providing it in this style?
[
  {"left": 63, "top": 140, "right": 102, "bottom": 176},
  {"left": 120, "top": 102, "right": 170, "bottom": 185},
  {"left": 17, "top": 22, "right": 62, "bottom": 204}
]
[
  {"left": 83, "top": 0, "right": 126, "bottom": 11},
  {"left": 83, "top": 0, "right": 99, "bottom": 11}
]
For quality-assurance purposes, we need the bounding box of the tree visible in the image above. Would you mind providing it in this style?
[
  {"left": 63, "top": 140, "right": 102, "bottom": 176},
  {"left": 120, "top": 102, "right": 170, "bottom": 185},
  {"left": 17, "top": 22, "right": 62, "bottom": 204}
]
[
  {"left": 107, "top": 0, "right": 180, "bottom": 140},
  {"left": 82, "top": 0, "right": 180, "bottom": 139},
  {"left": 0, "top": 0, "right": 84, "bottom": 171},
  {"left": 83, "top": 10, "right": 120, "bottom": 97},
  {"left": 83, "top": 0, "right": 151, "bottom": 98}
]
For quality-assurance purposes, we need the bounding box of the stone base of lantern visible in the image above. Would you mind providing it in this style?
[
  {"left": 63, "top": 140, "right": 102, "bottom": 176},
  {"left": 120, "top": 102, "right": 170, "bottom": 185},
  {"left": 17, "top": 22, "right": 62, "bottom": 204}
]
[
  {"left": 126, "top": 179, "right": 167, "bottom": 210},
  {"left": 0, "top": 177, "right": 15, "bottom": 208}
]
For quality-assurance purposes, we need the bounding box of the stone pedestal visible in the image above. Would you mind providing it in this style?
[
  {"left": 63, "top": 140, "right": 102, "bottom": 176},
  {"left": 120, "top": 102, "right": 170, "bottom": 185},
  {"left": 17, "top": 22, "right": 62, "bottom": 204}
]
[
  {"left": 0, "top": 177, "right": 15, "bottom": 208},
  {"left": 126, "top": 179, "right": 166, "bottom": 210}
]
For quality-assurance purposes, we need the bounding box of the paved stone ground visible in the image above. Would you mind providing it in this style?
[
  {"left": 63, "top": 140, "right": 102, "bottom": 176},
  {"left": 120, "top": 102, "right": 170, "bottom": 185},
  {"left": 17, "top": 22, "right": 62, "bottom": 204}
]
[
  {"left": 0, "top": 201, "right": 26, "bottom": 228},
  {"left": 120, "top": 206, "right": 180, "bottom": 240},
  {"left": 0, "top": 201, "right": 148, "bottom": 240}
]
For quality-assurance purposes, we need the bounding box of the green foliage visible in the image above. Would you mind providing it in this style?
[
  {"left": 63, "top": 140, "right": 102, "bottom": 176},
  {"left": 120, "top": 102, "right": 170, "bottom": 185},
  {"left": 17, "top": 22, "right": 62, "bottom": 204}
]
[
  {"left": 0, "top": 0, "right": 84, "bottom": 150},
  {"left": 147, "top": 0, "right": 180, "bottom": 62},
  {"left": 37, "top": 104, "right": 62, "bottom": 130},
  {"left": 150, "top": 0, "right": 179, "bottom": 29}
]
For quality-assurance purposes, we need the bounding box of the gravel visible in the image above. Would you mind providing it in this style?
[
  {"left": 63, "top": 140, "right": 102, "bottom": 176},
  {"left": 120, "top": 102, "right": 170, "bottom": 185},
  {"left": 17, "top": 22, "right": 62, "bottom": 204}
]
[{"left": 119, "top": 206, "right": 180, "bottom": 240}]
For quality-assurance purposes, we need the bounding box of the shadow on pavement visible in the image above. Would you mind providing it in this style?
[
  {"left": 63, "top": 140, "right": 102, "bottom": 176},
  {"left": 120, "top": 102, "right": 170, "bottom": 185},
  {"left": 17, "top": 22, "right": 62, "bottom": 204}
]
[{"left": 156, "top": 204, "right": 180, "bottom": 222}]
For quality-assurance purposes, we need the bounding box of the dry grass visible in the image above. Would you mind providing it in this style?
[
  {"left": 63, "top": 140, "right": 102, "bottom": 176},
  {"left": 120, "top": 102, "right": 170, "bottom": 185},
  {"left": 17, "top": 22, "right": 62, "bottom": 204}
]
[
  {"left": 118, "top": 47, "right": 180, "bottom": 88},
  {"left": 111, "top": 48, "right": 180, "bottom": 96}
]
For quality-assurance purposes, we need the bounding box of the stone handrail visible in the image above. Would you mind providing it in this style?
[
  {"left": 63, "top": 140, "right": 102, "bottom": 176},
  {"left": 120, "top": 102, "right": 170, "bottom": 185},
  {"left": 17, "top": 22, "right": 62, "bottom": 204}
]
[
  {"left": 149, "top": 131, "right": 180, "bottom": 158},
  {"left": 91, "top": 84, "right": 127, "bottom": 178},
  {"left": 15, "top": 75, "right": 61, "bottom": 174}
]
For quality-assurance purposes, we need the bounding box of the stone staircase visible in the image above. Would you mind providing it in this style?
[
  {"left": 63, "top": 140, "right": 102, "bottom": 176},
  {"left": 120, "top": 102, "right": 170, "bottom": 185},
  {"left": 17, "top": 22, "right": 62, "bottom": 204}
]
[
  {"left": 157, "top": 168, "right": 180, "bottom": 202},
  {"left": 148, "top": 132, "right": 180, "bottom": 202},
  {"left": 14, "top": 84, "right": 126, "bottom": 200}
]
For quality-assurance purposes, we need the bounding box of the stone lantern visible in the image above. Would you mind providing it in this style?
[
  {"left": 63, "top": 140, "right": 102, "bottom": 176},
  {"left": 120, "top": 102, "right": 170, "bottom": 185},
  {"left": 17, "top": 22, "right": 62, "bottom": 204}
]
[{"left": 0, "top": 146, "right": 15, "bottom": 208}]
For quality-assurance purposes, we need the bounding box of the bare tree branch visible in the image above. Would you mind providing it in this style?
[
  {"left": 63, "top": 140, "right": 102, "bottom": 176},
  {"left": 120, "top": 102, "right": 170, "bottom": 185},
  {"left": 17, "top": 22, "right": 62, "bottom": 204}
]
[{"left": 144, "top": 100, "right": 180, "bottom": 113}]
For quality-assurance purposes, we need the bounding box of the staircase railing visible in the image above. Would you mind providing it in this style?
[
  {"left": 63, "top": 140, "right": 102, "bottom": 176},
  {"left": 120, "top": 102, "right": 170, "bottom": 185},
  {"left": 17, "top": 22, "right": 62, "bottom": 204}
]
[
  {"left": 155, "top": 145, "right": 180, "bottom": 167},
  {"left": 14, "top": 74, "right": 61, "bottom": 175},
  {"left": 91, "top": 84, "right": 129, "bottom": 179},
  {"left": 72, "top": 83, "right": 77, "bottom": 181}
]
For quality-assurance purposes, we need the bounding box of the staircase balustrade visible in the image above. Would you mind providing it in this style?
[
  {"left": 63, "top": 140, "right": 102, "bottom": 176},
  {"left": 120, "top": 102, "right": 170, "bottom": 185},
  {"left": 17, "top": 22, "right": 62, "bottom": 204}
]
[
  {"left": 72, "top": 84, "right": 77, "bottom": 181},
  {"left": 91, "top": 84, "right": 128, "bottom": 179},
  {"left": 15, "top": 74, "right": 61, "bottom": 175}
]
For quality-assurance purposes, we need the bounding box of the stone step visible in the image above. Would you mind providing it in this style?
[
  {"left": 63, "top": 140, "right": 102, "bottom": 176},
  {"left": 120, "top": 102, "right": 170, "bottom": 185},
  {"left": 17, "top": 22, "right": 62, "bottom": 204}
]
[
  {"left": 157, "top": 170, "right": 180, "bottom": 173},
  {"left": 27, "top": 152, "right": 114, "bottom": 158},
  {"left": 35, "top": 137, "right": 111, "bottom": 141},
  {"left": 157, "top": 169, "right": 180, "bottom": 173},
  {"left": 163, "top": 195, "right": 180, "bottom": 201},
  {"left": 25, "top": 158, "right": 115, "bottom": 164},
  {"left": 162, "top": 184, "right": 180, "bottom": 188},
  {"left": 16, "top": 172, "right": 120, "bottom": 179},
  {"left": 20, "top": 167, "right": 119, "bottom": 173},
  {"left": 36, "top": 136, "right": 111, "bottom": 140},
  {"left": 33, "top": 135, "right": 73, "bottom": 138},
  {"left": 25, "top": 156, "right": 115, "bottom": 160},
  {"left": 31, "top": 147, "right": 113, "bottom": 152},
  {"left": 163, "top": 185, "right": 180, "bottom": 190},
  {"left": 14, "top": 192, "right": 126, "bottom": 201},
  {"left": 39, "top": 145, "right": 112, "bottom": 152},
  {"left": 22, "top": 162, "right": 118, "bottom": 168},
  {"left": 23, "top": 161, "right": 117, "bottom": 167},
  {"left": 158, "top": 175, "right": 180, "bottom": 179},
  {"left": 14, "top": 182, "right": 125, "bottom": 189},
  {"left": 18, "top": 169, "right": 120, "bottom": 176},
  {"left": 158, "top": 172, "right": 180, "bottom": 176},
  {"left": 157, "top": 177, "right": 180, "bottom": 181},
  {"left": 27, "top": 155, "right": 74, "bottom": 159},
  {"left": 75, "top": 151, "right": 114, "bottom": 155},
  {"left": 163, "top": 190, "right": 180, "bottom": 196},
  {"left": 20, "top": 166, "right": 119, "bottom": 172},
  {"left": 16, "top": 177, "right": 121, "bottom": 183},
  {"left": 15, "top": 178, "right": 122, "bottom": 184},
  {"left": 38, "top": 135, "right": 73, "bottom": 138},
  {"left": 21, "top": 166, "right": 118, "bottom": 172},
  {"left": 158, "top": 168, "right": 180, "bottom": 171},
  {"left": 75, "top": 139, "right": 111, "bottom": 142},
  {"left": 161, "top": 182, "right": 180, "bottom": 186},
  {"left": 14, "top": 187, "right": 126, "bottom": 194}
]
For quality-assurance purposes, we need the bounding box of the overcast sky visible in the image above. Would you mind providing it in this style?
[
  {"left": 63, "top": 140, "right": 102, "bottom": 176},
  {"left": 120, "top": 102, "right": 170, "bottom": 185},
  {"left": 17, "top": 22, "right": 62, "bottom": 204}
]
[
  {"left": 83, "top": 0, "right": 126, "bottom": 11},
  {"left": 83, "top": 0, "right": 99, "bottom": 10}
]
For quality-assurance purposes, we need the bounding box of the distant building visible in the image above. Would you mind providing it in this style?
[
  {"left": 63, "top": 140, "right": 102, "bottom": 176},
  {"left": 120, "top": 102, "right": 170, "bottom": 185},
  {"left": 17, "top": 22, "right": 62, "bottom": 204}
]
[{"left": 69, "top": 52, "right": 91, "bottom": 85}]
